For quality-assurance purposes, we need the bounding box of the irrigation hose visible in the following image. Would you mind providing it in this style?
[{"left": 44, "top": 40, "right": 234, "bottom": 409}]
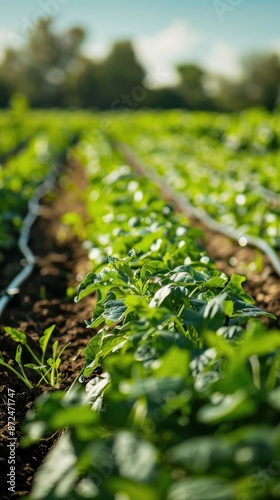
[
  {"left": 0, "top": 135, "right": 79, "bottom": 319},
  {"left": 113, "top": 139, "right": 280, "bottom": 278},
  {"left": 0, "top": 169, "right": 59, "bottom": 318}
]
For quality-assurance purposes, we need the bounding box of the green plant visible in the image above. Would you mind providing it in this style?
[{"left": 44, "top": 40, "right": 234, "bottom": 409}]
[
  {"left": 1, "top": 325, "right": 70, "bottom": 388},
  {"left": 0, "top": 108, "right": 279, "bottom": 499}
]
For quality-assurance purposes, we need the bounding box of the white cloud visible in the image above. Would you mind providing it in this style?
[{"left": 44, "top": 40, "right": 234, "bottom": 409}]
[
  {"left": 133, "top": 20, "right": 203, "bottom": 87},
  {"left": 203, "top": 41, "right": 242, "bottom": 80},
  {"left": 270, "top": 38, "right": 280, "bottom": 54},
  {"left": 83, "top": 40, "right": 110, "bottom": 61}
]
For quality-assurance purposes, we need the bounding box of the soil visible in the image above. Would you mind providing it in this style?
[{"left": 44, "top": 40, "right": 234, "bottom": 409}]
[
  {"left": 0, "top": 153, "right": 279, "bottom": 499},
  {"left": 0, "top": 159, "right": 95, "bottom": 499},
  {"left": 199, "top": 225, "right": 280, "bottom": 326}
]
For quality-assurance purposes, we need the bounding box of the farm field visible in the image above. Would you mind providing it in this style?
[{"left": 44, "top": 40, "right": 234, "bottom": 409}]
[{"left": 0, "top": 108, "right": 280, "bottom": 500}]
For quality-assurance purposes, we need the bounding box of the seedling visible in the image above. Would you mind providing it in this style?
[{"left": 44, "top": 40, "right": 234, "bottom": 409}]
[{"left": 0, "top": 325, "right": 70, "bottom": 389}]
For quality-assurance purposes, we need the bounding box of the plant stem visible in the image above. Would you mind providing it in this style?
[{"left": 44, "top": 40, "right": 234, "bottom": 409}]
[{"left": 0, "top": 361, "right": 33, "bottom": 389}]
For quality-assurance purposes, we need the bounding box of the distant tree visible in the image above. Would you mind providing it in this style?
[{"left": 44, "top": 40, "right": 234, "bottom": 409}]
[
  {"left": 0, "top": 78, "right": 12, "bottom": 107},
  {"left": 0, "top": 19, "right": 279, "bottom": 112},
  {"left": 145, "top": 87, "right": 186, "bottom": 109},
  {"left": 212, "top": 77, "right": 249, "bottom": 112},
  {"left": 0, "top": 19, "right": 85, "bottom": 107},
  {"left": 177, "top": 63, "right": 211, "bottom": 110},
  {"left": 96, "top": 41, "right": 146, "bottom": 110},
  {"left": 241, "top": 53, "right": 280, "bottom": 111},
  {"left": 60, "top": 58, "right": 101, "bottom": 108}
]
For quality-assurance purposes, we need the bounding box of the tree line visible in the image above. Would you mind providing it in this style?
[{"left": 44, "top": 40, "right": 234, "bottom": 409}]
[{"left": 0, "top": 19, "right": 279, "bottom": 112}]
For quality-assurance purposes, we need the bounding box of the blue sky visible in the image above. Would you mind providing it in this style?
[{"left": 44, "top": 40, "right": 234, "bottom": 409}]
[{"left": 0, "top": 0, "right": 279, "bottom": 85}]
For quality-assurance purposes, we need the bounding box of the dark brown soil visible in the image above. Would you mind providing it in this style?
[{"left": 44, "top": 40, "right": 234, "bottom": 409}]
[
  {"left": 0, "top": 160, "right": 95, "bottom": 498},
  {"left": 0, "top": 154, "right": 279, "bottom": 499}
]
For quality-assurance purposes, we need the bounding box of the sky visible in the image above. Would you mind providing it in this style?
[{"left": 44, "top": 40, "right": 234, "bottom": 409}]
[{"left": 0, "top": 0, "right": 279, "bottom": 86}]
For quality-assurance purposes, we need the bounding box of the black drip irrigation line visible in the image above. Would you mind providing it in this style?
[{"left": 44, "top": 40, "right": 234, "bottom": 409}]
[
  {"left": 0, "top": 134, "right": 80, "bottom": 319},
  {"left": 111, "top": 138, "right": 280, "bottom": 278}
]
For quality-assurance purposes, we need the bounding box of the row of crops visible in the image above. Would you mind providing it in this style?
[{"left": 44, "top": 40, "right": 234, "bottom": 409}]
[
  {"left": 1, "top": 109, "right": 280, "bottom": 500},
  {"left": 109, "top": 109, "right": 280, "bottom": 270}
]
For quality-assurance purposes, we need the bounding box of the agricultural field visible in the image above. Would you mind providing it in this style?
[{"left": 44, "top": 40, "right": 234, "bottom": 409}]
[{"left": 0, "top": 107, "right": 280, "bottom": 500}]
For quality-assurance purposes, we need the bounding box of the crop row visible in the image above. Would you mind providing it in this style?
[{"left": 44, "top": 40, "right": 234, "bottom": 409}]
[
  {"left": 16, "top": 126, "right": 280, "bottom": 500},
  {"left": 109, "top": 109, "right": 280, "bottom": 252},
  {"left": 0, "top": 111, "right": 90, "bottom": 261}
]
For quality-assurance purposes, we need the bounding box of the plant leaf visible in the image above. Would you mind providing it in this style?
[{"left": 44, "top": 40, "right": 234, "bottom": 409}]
[{"left": 39, "top": 324, "right": 56, "bottom": 359}]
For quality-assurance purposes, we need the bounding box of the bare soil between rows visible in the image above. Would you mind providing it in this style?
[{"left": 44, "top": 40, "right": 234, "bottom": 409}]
[
  {"left": 199, "top": 222, "right": 280, "bottom": 326},
  {"left": 0, "top": 160, "right": 94, "bottom": 498},
  {"left": 0, "top": 160, "right": 279, "bottom": 498}
]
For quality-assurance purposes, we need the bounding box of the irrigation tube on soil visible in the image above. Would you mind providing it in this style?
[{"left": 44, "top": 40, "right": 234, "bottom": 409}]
[
  {"left": 0, "top": 135, "right": 79, "bottom": 319},
  {"left": 0, "top": 163, "right": 63, "bottom": 319},
  {"left": 114, "top": 139, "right": 280, "bottom": 278}
]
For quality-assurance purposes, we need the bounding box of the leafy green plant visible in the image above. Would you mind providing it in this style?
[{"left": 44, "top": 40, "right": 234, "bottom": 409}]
[
  {"left": 0, "top": 109, "right": 278, "bottom": 500},
  {"left": 75, "top": 251, "right": 275, "bottom": 376},
  {"left": 1, "top": 325, "right": 69, "bottom": 388},
  {"left": 108, "top": 109, "right": 280, "bottom": 250},
  {"left": 22, "top": 317, "right": 280, "bottom": 500}
]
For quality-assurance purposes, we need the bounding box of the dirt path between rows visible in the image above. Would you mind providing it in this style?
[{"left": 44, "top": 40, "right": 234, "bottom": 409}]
[
  {"left": 200, "top": 226, "right": 280, "bottom": 326},
  {"left": 0, "top": 159, "right": 95, "bottom": 498}
]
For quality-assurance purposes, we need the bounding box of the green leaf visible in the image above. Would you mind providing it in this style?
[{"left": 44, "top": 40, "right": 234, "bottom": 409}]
[
  {"left": 52, "top": 340, "right": 58, "bottom": 360},
  {"left": 22, "top": 391, "right": 100, "bottom": 444},
  {"left": 140, "top": 260, "right": 169, "bottom": 282},
  {"left": 153, "top": 346, "right": 189, "bottom": 378},
  {"left": 206, "top": 276, "right": 228, "bottom": 288},
  {"left": 4, "top": 326, "right": 27, "bottom": 344},
  {"left": 202, "top": 294, "right": 227, "bottom": 331},
  {"left": 238, "top": 325, "right": 280, "bottom": 359},
  {"left": 84, "top": 331, "right": 104, "bottom": 366},
  {"left": 84, "top": 332, "right": 127, "bottom": 375},
  {"left": 224, "top": 274, "right": 254, "bottom": 304},
  {"left": 171, "top": 265, "right": 208, "bottom": 282},
  {"left": 267, "top": 387, "right": 280, "bottom": 410},
  {"left": 103, "top": 300, "right": 127, "bottom": 321},
  {"left": 182, "top": 307, "right": 204, "bottom": 333},
  {"left": 197, "top": 389, "right": 256, "bottom": 424},
  {"left": 39, "top": 324, "right": 56, "bottom": 359},
  {"left": 113, "top": 431, "right": 157, "bottom": 481},
  {"left": 26, "top": 432, "right": 79, "bottom": 499},
  {"left": 125, "top": 295, "right": 150, "bottom": 313},
  {"left": 149, "top": 284, "right": 172, "bottom": 308},
  {"left": 216, "top": 325, "right": 242, "bottom": 340},
  {"left": 231, "top": 299, "right": 276, "bottom": 322},
  {"left": 166, "top": 436, "right": 230, "bottom": 473},
  {"left": 119, "top": 376, "right": 184, "bottom": 399},
  {"left": 105, "top": 477, "right": 158, "bottom": 500},
  {"left": 205, "top": 331, "right": 235, "bottom": 357},
  {"left": 75, "top": 271, "right": 111, "bottom": 301},
  {"left": 48, "top": 358, "right": 61, "bottom": 369},
  {"left": 15, "top": 344, "right": 23, "bottom": 365},
  {"left": 168, "top": 270, "right": 196, "bottom": 284},
  {"left": 167, "top": 477, "right": 235, "bottom": 500}
]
